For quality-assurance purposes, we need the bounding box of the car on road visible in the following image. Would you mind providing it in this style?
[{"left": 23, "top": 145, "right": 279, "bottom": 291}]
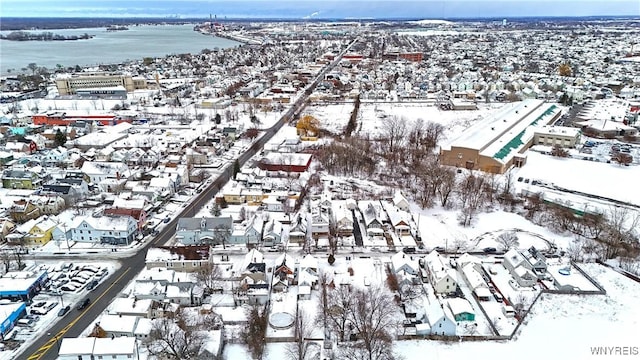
[
  {"left": 76, "top": 298, "right": 90, "bottom": 311},
  {"left": 86, "top": 280, "right": 99, "bottom": 291},
  {"left": 58, "top": 305, "right": 71, "bottom": 317},
  {"left": 483, "top": 247, "right": 497, "bottom": 254}
]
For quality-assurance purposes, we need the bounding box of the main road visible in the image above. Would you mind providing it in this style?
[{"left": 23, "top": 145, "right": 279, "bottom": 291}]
[{"left": 22, "top": 38, "right": 358, "bottom": 360}]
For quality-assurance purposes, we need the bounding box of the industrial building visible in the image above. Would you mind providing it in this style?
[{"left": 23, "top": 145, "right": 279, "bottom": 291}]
[
  {"left": 439, "top": 99, "right": 562, "bottom": 173},
  {"left": 55, "top": 72, "right": 147, "bottom": 96},
  {"left": 0, "top": 269, "right": 48, "bottom": 301}
]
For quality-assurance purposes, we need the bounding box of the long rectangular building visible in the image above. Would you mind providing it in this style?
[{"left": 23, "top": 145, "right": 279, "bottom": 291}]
[{"left": 440, "top": 99, "right": 562, "bottom": 173}]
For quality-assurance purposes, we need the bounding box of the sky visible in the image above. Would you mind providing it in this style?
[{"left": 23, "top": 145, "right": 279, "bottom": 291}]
[{"left": 0, "top": 0, "right": 639, "bottom": 19}]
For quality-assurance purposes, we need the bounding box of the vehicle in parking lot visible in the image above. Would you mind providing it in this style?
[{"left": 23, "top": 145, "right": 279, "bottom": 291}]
[
  {"left": 58, "top": 305, "right": 71, "bottom": 317},
  {"left": 61, "top": 284, "right": 78, "bottom": 292},
  {"left": 76, "top": 298, "right": 90, "bottom": 311}
]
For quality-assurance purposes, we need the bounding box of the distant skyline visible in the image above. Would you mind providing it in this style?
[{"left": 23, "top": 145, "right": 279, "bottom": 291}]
[{"left": 1, "top": 0, "right": 639, "bottom": 19}]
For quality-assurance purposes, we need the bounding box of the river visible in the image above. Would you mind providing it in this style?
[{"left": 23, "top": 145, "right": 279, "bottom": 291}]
[{"left": 0, "top": 24, "right": 240, "bottom": 75}]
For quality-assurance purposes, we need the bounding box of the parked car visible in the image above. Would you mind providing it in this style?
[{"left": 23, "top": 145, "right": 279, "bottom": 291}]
[
  {"left": 494, "top": 293, "right": 504, "bottom": 302},
  {"left": 58, "top": 305, "right": 71, "bottom": 317},
  {"left": 76, "top": 298, "right": 91, "bottom": 311}
]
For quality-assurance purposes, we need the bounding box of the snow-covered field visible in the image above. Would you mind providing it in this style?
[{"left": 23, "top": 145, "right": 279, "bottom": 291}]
[
  {"left": 515, "top": 151, "right": 640, "bottom": 208},
  {"left": 305, "top": 102, "right": 503, "bottom": 139},
  {"left": 413, "top": 207, "right": 575, "bottom": 252}
]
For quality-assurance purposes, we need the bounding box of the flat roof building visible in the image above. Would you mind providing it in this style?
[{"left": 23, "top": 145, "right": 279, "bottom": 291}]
[
  {"left": 55, "top": 72, "right": 146, "bottom": 96},
  {"left": 439, "top": 99, "right": 562, "bottom": 173}
]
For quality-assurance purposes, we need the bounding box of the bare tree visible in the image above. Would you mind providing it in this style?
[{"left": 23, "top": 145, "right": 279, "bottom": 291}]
[
  {"left": 145, "top": 309, "right": 207, "bottom": 359},
  {"left": 321, "top": 285, "right": 354, "bottom": 342},
  {"left": 242, "top": 302, "right": 269, "bottom": 359},
  {"left": 286, "top": 308, "right": 314, "bottom": 360},
  {"left": 342, "top": 286, "right": 398, "bottom": 360},
  {"left": 458, "top": 172, "right": 486, "bottom": 227},
  {"left": 496, "top": 231, "right": 519, "bottom": 251},
  {"left": 566, "top": 238, "right": 586, "bottom": 262},
  {"left": 381, "top": 116, "right": 407, "bottom": 155},
  {"left": 194, "top": 262, "right": 222, "bottom": 295},
  {"left": 0, "top": 251, "right": 12, "bottom": 273}
]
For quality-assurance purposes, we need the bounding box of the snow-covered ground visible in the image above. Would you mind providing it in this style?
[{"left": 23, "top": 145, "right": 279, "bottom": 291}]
[
  {"left": 392, "top": 263, "right": 639, "bottom": 360},
  {"left": 305, "top": 102, "right": 503, "bottom": 138},
  {"left": 515, "top": 151, "right": 640, "bottom": 208},
  {"left": 413, "top": 207, "right": 575, "bottom": 252}
]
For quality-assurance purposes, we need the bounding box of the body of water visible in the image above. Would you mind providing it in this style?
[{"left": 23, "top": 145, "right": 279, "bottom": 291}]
[{"left": 0, "top": 24, "right": 240, "bottom": 74}]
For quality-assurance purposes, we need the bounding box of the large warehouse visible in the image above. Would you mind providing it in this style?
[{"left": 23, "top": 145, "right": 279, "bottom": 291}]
[{"left": 440, "top": 99, "right": 563, "bottom": 173}]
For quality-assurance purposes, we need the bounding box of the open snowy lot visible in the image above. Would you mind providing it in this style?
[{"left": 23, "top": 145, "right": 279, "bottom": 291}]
[
  {"left": 515, "top": 151, "right": 640, "bottom": 207},
  {"left": 305, "top": 102, "right": 503, "bottom": 138}
]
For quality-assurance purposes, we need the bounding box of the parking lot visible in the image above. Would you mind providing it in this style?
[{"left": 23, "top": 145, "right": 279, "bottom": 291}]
[{"left": 2, "top": 261, "right": 117, "bottom": 348}]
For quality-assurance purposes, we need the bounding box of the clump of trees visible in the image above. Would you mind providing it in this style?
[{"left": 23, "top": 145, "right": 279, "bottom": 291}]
[
  {"left": 145, "top": 308, "right": 221, "bottom": 359},
  {"left": 318, "top": 285, "right": 399, "bottom": 360}
]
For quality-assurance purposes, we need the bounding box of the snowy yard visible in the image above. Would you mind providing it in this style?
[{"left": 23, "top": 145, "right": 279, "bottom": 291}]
[{"left": 392, "top": 263, "right": 639, "bottom": 359}]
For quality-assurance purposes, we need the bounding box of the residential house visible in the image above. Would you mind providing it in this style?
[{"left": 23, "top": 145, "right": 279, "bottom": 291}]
[
  {"left": 310, "top": 211, "right": 330, "bottom": 248},
  {"left": 424, "top": 250, "right": 458, "bottom": 294},
  {"left": 272, "top": 253, "right": 296, "bottom": 292},
  {"left": 391, "top": 251, "right": 418, "bottom": 276},
  {"left": 288, "top": 214, "right": 308, "bottom": 244},
  {"left": 29, "top": 195, "right": 65, "bottom": 215},
  {"left": 104, "top": 207, "right": 148, "bottom": 231},
  {"left": 446, "top": 298, "right": 475, "bottom": 322},
  {"left": 41, "top": 177, "right": 90, "bottom": 206},
  {"left": 108, "top": 297, "right": 155, "bottom": 319},
  {"left": 80, "top": 161, "right": 130, "bottom": 193},
  {"left": 503, "top": 248, "right": 538, "bottom": 287},
  {"left": 331, "top": 200, "right": 354, "bottom": 237},
  {"left": 4, "top": 141, "right": 36, "bottom": 154},
  {"left": 242, "top": 188, "right": 265, "bottom": 205},
  {"left": 382, "top": 201, "right": 412, "bottom": 236},
  {"left": 263, "top": 196, "right": 284, "bottom": 212},
  {"left": 423, "top": 302, "right": 457, "bottom": 336},
  {"left": 42, "top": 147, "right": 69, "bottom": 167},
  {"left": 358, "top": 201, "right": 384, "bottom": 237},
  {"left": 262, "top": 219, "right": 283, "bottom": 247},
  {"left": 238, "top": 249, "right": 269, "bottom": 304},
  {"left": 222, "top": 185, "right": 244, "bottom": 205},
  {"left": 13, "top": 216, "right": 57, "bottom": 246},
  {"left": 298, "top": 254, "right": 319, "bottom": 300},
  {"left": 149, "top": 176, "right": 177, "bottom": 197},
  {"left": 70, "top": 215, "right": 138, "bottom": 245},
  {"left": 0, "top": 219, "right": 16, "bottom": 243},
  {"left": 98, "top": 314, "right": 140, "bottom": 337},
  {"left": 174, "top": 217, "right": 233, "bottom": 246},
  {"left": 1, "top": 169, "right": 41, "bottom": 190},
  {"left": 230, "top": 215, "right": 264, "bottom": 245},
  {"left": 524, "top": 246, "right": 548, "bottom": 278},
  {"left": 393, "top": 191, "right": 410, "bottom": 212},
  {"left": 145, "top": 245, "right": 212, "bottom": 272},
  {"left": 8, "top": 199, "right": 41, "bottom": 222},
  {"left": 57, "top": 337, "right": 139, "bottom": 360},
  {"left": 460, "top": 262, "right": 492, "bottom": 301}
]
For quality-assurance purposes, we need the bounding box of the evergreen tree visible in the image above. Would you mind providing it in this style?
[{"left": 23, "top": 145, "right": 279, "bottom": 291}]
[{"left": 54, "top": 129, "right": 67, "bottom": 147}]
